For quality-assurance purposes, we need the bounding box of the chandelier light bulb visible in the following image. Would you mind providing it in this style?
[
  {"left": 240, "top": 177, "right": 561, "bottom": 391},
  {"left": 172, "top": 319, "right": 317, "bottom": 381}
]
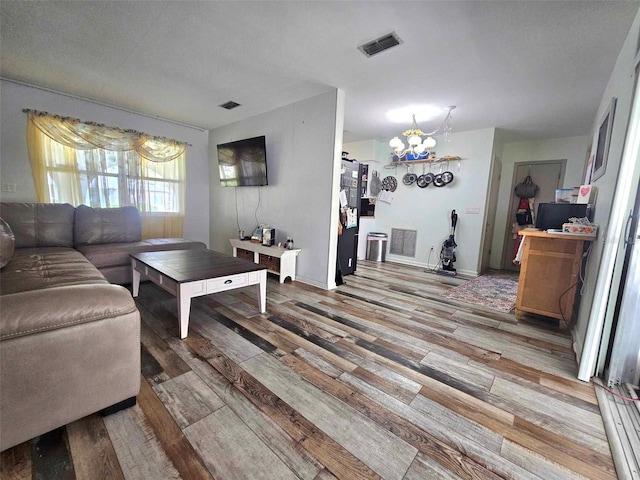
[
  {"left": 408, "top": 135, "right": 422, "bottom": 147},
  {"left": 389, "top": 136, "right": 403, "bottom": 149},
  {"left": 413, "top": 144, "right": 427, "bottom": 155},
  {"left": 423, "top": 136, "right": 437, "bottom": 149}
]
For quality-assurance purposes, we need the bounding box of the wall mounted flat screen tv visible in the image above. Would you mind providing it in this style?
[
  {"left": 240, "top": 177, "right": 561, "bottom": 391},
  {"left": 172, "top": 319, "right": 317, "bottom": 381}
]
[{"left": 217, "top": 136, "right": 268, "bottom": 187}]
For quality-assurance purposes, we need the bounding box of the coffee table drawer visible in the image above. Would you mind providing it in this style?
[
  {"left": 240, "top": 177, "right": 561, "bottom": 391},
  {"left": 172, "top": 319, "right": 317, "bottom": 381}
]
[{"left": 207, "top": 273, "right": 249, "bottom": 293}]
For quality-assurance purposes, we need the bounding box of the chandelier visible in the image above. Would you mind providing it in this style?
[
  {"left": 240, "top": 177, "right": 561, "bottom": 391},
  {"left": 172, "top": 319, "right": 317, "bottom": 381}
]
[{"left": 389, "top": 105, "right": 456, "bottom": 160}]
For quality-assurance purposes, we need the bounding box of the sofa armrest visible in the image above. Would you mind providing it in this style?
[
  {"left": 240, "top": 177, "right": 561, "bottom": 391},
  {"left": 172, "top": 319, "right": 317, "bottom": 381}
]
[
  {"left": 1, "top": 284, "right": 137, "bottom": 340},
  {"left": 0, "top": 285, "right": 141, "bottom": 450}
]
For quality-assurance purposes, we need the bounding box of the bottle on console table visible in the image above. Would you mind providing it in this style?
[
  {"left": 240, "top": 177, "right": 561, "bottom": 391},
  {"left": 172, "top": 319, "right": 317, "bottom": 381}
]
[{"left": 284, "top": 237, "right": 293, "bottom": 250}]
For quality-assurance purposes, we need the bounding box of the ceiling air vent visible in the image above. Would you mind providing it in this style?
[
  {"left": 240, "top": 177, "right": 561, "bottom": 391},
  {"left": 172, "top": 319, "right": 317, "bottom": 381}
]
[
  {"left": 358, "top": 32, "right": 403, "bottom": 58},
  {"left": 219, "top": 101, "right": 241, "bottom": 110}
]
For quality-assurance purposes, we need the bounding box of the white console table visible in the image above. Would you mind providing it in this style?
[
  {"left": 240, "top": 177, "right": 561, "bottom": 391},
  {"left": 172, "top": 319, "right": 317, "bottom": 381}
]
[{"left": 230, "top": 239, "right": 301, "bottom": 283}]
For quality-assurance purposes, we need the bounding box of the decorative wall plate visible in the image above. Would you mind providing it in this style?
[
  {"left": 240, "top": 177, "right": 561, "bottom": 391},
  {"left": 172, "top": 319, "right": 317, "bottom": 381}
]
[{"left": 381, "top": 176, "right": 397, "bottom": 192}]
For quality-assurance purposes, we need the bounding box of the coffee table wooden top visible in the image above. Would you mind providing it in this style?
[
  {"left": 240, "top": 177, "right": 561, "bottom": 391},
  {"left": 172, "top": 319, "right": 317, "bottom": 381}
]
[{"left": 130, "top": 249, "right": 266, "bottom": 283}]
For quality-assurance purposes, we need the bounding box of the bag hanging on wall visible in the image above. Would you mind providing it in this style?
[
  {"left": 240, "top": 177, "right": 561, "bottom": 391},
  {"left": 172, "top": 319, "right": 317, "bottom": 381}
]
[
  {"left": 518, "top": 197, "right": 530, "bottom": 210},
  {"left": 516, "top": 207, "right": 533, "bottom": 226},
  {"left": 514, "top": 175, "right": 539, "bottom": 198}
]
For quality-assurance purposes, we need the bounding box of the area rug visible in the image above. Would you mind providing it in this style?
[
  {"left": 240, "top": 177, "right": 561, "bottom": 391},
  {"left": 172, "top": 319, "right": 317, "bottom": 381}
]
[{"left": 439, "top": 271, "right": 519, "bottom": 312}]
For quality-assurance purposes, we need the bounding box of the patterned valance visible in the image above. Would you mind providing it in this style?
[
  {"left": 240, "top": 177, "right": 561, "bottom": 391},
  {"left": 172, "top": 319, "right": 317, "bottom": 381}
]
[{"left": 23, "top": 109, "right": 189, "bottom": 162}]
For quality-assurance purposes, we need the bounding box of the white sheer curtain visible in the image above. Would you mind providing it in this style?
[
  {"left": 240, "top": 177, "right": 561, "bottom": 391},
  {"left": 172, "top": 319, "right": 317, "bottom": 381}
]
[{"left": 26, "top": 110, "right": 187, "bottom": 238}]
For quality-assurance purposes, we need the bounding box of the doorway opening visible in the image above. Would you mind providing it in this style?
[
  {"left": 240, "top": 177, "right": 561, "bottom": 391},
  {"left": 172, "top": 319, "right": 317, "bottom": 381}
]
[{"left": 501, "top": 159, "right": 567, "bottom": 270}]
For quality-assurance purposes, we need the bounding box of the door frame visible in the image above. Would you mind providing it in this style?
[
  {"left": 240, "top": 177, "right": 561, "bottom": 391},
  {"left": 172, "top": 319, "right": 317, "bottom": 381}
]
[
  {"left": 579, "top": 55, "right": 640, "bottom": 381},
  {"left": 500, "top": 159, "right": 567, "bottom": 269}
]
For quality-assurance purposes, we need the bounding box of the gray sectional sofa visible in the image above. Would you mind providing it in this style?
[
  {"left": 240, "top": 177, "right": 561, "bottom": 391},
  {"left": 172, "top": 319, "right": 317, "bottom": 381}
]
[{"left": 0, "top": 202, "right": 206, "bottom": 450}]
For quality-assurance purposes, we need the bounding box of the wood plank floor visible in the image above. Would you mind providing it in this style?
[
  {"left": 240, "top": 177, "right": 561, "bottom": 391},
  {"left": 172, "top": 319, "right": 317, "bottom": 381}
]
[{"left": 0, "top": 261, "right": 617, "bottom": 479}]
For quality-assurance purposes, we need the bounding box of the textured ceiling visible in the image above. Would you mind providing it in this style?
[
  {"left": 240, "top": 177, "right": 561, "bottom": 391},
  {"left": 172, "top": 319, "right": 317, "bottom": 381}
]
[{"left": 1, "top": 1, "right": 638, "bottom": 143}]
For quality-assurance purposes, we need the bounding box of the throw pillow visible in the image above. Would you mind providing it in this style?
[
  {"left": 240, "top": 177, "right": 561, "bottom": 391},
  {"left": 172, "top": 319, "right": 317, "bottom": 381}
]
[{"left": 0, "top": 217, "right": 16, "bottom": 268}]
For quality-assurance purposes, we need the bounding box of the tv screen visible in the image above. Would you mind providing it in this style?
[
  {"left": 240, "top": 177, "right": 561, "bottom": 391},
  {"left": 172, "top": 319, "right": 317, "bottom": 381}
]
[
  {"left": 217, "top": 136, "right": 268, "bottom": 187},
  {"left": 535, "top": 203, "right": 589, "bottom": 231}
]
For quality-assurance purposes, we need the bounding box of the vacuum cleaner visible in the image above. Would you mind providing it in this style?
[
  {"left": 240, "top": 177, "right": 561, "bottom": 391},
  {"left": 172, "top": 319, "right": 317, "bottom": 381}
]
[{"left": 437, "top": 210, "right": 458, "bottom": 276}]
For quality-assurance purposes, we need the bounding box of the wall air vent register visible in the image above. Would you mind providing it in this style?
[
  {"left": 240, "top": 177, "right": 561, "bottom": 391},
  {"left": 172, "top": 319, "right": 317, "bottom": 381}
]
[{"left": 390, "top": 228, "right": 417, "bottom": 257}]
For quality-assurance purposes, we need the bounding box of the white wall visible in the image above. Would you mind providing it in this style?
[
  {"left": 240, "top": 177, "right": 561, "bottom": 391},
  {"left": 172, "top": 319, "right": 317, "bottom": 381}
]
[
  {"left": 343, "top": 139, "right": 389, "bottom": 164},
  {"left": 208, "top": 90, "right": 344, "bottom": 289},
  {"left": 348, "top": 128, "right": 496, "bottom": 277},
  {"left": 489, "top": 135, "right": 590, "bottom": 268},
  {"left": 573, "top": 11, "right": 640, "bottom": 360},
  {"left": 0, "top": 80, "right": 211, "bottom": 245}
]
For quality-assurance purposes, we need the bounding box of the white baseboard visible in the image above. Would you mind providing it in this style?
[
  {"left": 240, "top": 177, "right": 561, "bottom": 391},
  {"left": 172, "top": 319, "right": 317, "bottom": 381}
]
[
  {"left": 382, "top": 257, "right": 478, "bottom": 278},
  {"left": 296, "top": 275, "right": 335, "bottom": 290}
]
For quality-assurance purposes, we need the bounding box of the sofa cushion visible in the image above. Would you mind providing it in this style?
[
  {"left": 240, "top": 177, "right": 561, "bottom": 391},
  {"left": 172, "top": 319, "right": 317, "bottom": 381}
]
[
  {"left": 74, "top": 205, "right": 141, "bottom": 246},
  {"left": 0, "top": 249, "right": 108, "bottom": 295},
  {"left": 76, "top": 238, "right": 206, "bottom": 269},
  {"left": 0, "top": 203, "right": 75, "bottom": 248},
  {"left": 0, "top": 218, "right": 15, "bottom": 268}
]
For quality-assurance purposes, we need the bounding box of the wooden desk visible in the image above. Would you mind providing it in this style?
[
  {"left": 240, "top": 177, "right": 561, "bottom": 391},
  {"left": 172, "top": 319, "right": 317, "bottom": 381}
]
[{"left": 515, "top": 229, "right": 596, "bottom": 322}]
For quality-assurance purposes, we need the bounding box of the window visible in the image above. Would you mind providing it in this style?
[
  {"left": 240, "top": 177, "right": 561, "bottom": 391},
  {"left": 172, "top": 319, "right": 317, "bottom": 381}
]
[{"left": 26, "top": 110, "right": 187, "bottom": 237}]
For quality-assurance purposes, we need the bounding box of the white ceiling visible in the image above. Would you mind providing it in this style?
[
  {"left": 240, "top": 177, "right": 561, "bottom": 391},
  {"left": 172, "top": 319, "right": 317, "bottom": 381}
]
[{"left": 1, "top": 1, "right": 638, "bottom": 143}]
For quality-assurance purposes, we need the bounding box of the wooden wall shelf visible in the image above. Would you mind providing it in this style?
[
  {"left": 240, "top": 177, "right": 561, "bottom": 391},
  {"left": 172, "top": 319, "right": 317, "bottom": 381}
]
[{"left": 385, "top": 156, "right": 462, "bottom": 168}]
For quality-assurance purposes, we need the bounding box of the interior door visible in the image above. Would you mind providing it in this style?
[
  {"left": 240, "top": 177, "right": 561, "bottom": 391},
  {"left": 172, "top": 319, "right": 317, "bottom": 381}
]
[
  {"left": 502, "top": 160, "right": 565, "bottom": 271},
  {"left": 481, "top": 156, "right": 502, "bottom": 271}
]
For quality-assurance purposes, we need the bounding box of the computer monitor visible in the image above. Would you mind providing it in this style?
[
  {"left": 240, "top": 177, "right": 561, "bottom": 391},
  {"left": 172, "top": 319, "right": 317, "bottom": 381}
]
[{"left": 535, "top": 203, "right": 589, "bottom": 230}]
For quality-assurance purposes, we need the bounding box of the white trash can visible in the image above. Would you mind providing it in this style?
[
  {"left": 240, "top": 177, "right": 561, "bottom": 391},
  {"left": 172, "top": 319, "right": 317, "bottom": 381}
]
[{"left": 366, "top": 232, "right": 388, "bottom": 262}]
